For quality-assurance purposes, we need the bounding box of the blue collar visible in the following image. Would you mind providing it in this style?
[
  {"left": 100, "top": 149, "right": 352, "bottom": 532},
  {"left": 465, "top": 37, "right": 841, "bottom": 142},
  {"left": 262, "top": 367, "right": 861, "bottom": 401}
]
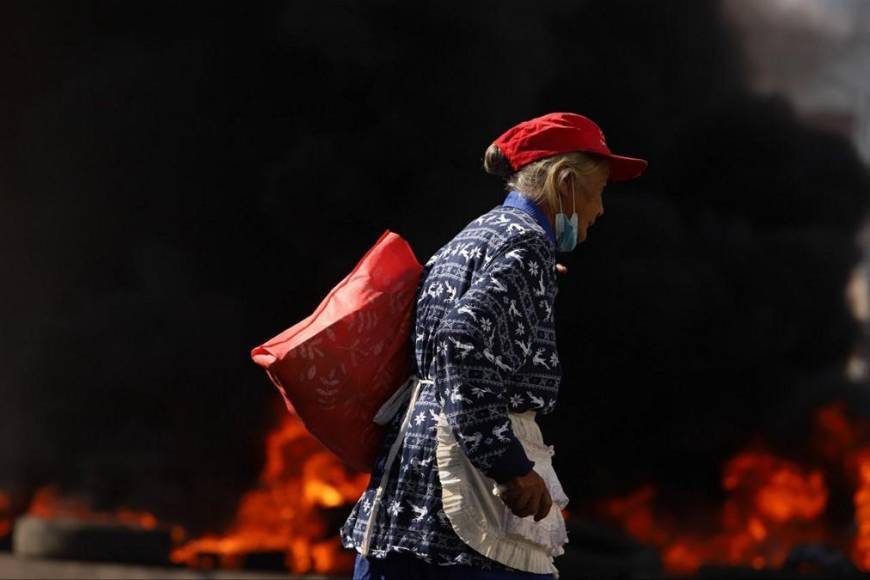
[{"left": 501, "top": 191, "right": 557, "bottom": 246}]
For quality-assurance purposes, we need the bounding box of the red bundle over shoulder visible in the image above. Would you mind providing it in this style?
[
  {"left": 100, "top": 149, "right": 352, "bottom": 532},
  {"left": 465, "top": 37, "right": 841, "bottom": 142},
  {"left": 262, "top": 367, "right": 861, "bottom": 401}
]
[{"left": 251, "top": 231, "right": 423, "bottom": 473}]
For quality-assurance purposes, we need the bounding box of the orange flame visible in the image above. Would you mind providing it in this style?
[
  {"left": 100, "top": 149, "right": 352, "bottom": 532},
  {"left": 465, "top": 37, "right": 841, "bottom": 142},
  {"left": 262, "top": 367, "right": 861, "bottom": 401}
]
[
  {"left": 25, "top": 485, "right": 159, "bottom": 530},
  {"left": 600, "top": 402, "right": 870, "bottom": 574},
  {"left": 723, "top": 452, "right": 828, "bottom": 523},
  {"left": 852, "top": 449, "right": 870, "bottom": 570},
  {"left": 605, "top": 452, "right": 828, "bottom": 574},
  {"left": 603, "top": 453, "right": 829, "bottom": 575},
  {"left": 2, "top": 410, "right": 367, "bottom": 574},
  {"left": 814, "top": 402, "right": 870, "bottom": 570},
  {"left": 170, "top": 411, "right": 369, "bottom": 574}
]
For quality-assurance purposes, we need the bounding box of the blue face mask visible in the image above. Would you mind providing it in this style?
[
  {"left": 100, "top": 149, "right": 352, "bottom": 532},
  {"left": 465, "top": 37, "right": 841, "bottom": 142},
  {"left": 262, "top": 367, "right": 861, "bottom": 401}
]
[{"left": 555, "top": 184, "right": 579, "bottom": 252}]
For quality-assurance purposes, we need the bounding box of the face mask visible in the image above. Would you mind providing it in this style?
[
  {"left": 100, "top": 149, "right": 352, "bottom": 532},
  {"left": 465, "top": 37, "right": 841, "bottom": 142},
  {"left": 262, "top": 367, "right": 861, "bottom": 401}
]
[{"left": 555, "top": 182, "right": 579, "bottom": 252}]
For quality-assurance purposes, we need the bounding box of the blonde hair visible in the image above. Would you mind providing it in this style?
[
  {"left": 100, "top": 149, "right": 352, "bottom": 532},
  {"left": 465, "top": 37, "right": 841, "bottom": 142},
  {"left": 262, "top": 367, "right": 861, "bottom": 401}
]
[{"left": 483, "top": 144, "right": 609, "bottom": 215}]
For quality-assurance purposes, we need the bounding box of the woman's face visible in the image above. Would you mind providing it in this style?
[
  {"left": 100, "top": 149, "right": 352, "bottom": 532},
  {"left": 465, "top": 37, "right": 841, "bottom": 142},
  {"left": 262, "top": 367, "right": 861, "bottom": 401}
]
[{"left": 559, "top": 169, "right": 608, "bottom": 243}]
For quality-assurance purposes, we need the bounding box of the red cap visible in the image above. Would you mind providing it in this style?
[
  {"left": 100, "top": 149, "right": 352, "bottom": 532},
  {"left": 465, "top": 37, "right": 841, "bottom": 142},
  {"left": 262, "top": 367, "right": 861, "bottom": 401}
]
[{"left": 493, "top": 112, "right": 648, "bottom": 182}]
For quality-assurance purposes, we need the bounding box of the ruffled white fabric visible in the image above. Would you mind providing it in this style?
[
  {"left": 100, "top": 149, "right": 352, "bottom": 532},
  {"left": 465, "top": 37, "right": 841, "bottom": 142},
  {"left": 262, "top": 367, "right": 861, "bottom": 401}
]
[{"left": 435, "top": 410, "right": 570, "bottom": 577}]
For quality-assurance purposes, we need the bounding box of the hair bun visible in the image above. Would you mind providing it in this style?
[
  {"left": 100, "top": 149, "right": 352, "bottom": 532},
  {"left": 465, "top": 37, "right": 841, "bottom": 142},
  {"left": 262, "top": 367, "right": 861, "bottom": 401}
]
[{"left": 483, "top": 143, "right": 514, "bottom": 179}]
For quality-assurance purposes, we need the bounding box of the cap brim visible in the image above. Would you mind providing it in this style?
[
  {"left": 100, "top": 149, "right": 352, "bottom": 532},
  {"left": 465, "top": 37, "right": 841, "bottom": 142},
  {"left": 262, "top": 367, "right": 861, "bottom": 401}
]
[{"left": 604, "top": 154, "right": 648, "bottom": 182}]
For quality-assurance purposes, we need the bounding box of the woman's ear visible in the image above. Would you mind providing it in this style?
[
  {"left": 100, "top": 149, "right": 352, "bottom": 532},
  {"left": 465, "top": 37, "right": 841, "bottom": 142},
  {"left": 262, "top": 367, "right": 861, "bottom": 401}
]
[{"left": 557, "top": 169, "right": 575, "bottom": 198}]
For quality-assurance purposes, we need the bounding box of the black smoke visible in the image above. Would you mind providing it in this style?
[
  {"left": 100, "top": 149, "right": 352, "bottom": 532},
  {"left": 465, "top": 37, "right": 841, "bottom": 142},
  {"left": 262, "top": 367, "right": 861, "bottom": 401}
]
[{"left": 1, "top": 0, "right": 868, "bottom": 536}]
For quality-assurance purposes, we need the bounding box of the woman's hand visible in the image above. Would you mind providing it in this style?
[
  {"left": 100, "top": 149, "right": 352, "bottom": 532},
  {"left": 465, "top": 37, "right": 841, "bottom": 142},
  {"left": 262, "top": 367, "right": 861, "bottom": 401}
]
[
  {"left": 500, "top": 469, "right": 553, "bottom": 521},
  {"left": 555, "top": 263, "right": 567, "bottom": 275}
]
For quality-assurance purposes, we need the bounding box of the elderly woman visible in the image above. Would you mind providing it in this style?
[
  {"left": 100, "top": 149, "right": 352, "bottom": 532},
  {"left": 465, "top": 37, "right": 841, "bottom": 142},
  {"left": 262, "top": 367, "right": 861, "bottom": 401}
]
[{"left": 341, "top": 112, "right": 647, "bottom": 579}]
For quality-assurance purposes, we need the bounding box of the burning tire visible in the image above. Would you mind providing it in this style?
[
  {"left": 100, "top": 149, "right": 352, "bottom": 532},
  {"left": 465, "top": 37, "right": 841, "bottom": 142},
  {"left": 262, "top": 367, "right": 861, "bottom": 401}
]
[{"left": 13, "top": 515, "right": 172, "bottom": 566}]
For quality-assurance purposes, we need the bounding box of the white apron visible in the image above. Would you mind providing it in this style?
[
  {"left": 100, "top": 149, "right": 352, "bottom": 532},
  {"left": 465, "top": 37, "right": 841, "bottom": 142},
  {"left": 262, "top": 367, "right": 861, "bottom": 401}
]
[{"left": 435, "top": 410, "right": 570, "bottom": 577}]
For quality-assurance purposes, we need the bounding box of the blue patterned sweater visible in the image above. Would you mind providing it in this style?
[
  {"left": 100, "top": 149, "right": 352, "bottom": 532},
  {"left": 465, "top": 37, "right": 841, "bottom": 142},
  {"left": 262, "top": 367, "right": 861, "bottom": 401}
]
[{"left": 340, "top": 192, "right": 563, "bottom": 570}]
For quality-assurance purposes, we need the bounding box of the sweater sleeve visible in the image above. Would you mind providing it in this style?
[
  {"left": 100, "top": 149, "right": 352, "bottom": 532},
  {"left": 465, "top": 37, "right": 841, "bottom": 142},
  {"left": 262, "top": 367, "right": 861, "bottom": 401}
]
[{"left": 432, "top": 232, "right": 557, "bottom": 484}]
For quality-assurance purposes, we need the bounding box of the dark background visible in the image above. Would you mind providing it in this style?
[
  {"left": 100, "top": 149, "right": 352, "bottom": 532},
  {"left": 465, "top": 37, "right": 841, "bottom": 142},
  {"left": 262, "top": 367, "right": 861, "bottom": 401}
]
[{"left": 1, "top": 0, "right": 869, "bottom": 535}]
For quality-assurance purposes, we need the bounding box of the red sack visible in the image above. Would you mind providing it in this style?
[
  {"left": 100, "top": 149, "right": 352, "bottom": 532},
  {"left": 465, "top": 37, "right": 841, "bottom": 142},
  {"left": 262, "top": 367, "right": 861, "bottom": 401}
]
[{"left": 251, "top": 230, "right": 423, "bottom": 472}]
